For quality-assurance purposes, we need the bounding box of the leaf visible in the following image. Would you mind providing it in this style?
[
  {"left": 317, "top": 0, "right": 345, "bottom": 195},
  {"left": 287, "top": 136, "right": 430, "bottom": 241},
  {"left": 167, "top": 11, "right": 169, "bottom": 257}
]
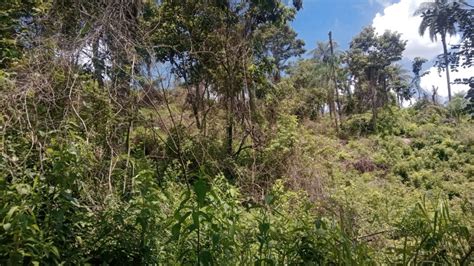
[
  {"left": 16, "top": 184, "right": 31, "bottom": 195},
  {"left": 171, "top": 223, "right": 181, "bottom": 241},
  {"left": 50, "top": 246, "right": 60, "bottom": 258},
  {"left": 192, "top": 211, "right": 200, "bottom": 228},
  {"left": 187, "top": 223, "right": 197, "bottom": 232},
  {"left": 264, "top": 194, "right": 274, "bottom": 205},
  {"left": 193, "top": 179, "right": 210, "bottom": 206},
  {"left": 255, "top": 258, "right": 275, "bottom": 265},
  {"left": 6, "top": 206, "right": 19, "bottom": 220},
  {"left": 315, "top": 218, "right": 326, "bottom": 230},
  {"left": 178, "top": 189, "right": 191, "bottom": 211},
  {"left": 198, "top": 250, "right": 213, "bottom": 266},
  {"left": 3, "top": 223, "right": 11, "bottom": 231},
  {"left": 30, "top": 224, "right": 40, "bottom": 232},
  {"left": 259, "top": 222, "right": 270, "bottom": 234},
  {"left": 179, "top": 211, "right": 192, "bottom": 224}
]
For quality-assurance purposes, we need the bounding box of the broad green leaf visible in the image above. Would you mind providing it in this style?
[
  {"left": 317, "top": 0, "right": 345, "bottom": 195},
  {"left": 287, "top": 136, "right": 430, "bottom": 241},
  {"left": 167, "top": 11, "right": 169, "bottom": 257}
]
[{"left": 193, "top": 179, "right": 210, "bottom": 206}]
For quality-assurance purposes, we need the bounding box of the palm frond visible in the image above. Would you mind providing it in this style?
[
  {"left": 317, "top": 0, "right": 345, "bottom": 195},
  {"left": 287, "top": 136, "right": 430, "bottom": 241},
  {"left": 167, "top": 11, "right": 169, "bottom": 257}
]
[
  {"left": 429, "top": 22, "right": 438, "bottom": 41},
  {"left": 418, "top": 17, "right": 431, "bottom": 37},
  {"left": 414, "top": 2, "right": 436, "bottom": 15}
]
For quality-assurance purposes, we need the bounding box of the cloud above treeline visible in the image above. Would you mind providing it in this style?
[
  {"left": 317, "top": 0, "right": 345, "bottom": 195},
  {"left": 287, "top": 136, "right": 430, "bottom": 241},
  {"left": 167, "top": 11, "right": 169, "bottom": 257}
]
[{"left": 371, "top": 0, "right": 470, "bottom": 99}]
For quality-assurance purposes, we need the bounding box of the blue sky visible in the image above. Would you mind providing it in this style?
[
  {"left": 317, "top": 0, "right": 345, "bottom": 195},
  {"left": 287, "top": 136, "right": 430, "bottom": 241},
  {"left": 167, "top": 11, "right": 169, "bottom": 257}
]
[{"left": 291, "top": 0, "right": 397, "bottom": 53}]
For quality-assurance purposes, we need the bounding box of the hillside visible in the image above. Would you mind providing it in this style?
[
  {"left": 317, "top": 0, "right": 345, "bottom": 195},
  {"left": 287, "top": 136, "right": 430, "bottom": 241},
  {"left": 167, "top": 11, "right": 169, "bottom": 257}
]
[{"left": 1, "top": 0, "right": 473, "bottom": 264}]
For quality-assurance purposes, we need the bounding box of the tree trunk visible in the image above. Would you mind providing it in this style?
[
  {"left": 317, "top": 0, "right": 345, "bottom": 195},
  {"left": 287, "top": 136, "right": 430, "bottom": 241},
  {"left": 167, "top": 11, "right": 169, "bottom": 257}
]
[
  {"left": 328, "top": 31, "right": 341, "bottom": 130},
  {"left": 441, "top": 34, "right": 452, "bottom": 102},
  {"left": 432, "top": 85, "right": 438, "bottom": 104},
  {"left": 182, "top": 71, "right": 201, "bottom": 130},
  {"left": 190, "top": 84, "right": 202, "bottom": 130},
  {"left": 249, "top": 85, "right": 256, "bottom": 118},
  {"left": 92, "top": 37, "right": 104, "bottom": 88},
  {"left": 273, "top": 70, "right": 281, "bottom": 83},
  {"left": 226, "top": 95, "right": 234, "bottom": 156},
  {"left": 329, "top": 84, "right": 339, "bottom": 132},
  {"left": 370, "top": 68, "right": 378, "bottom": 131}
]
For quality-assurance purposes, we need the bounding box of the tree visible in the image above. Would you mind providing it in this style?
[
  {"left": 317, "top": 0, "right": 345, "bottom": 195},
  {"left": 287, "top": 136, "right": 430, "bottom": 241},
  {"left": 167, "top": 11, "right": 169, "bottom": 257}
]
[
  {"left": 309, "top": 40, "right": 342, "bottom": 130},
  {"left": 0, "top": 0, "right": 44, "bottom": 70},
  {"left": 151, "top": 0, "right": 302, "bottom": 158},
  {"left": 311, "top": 41, "right": 334, "bottom": 63},
  {"left": 255, "top": 23, "right": 305, "bottom": 82},
  {"left": 465, "top": 80, "right": 474, "bottom": 118},
  {"left": 387, "top": 64, "right": 412, "bottom": 107},
  {"left": 450, "top": 4, "right": 473, "bottom": 85},
  {"left": 414, "top": 0, "right": 467, "bottom": 101},
  {"left": 411, "top": 57, "right": 428, "bottom": 98},
  {"left": 346, "top": 26, "right": 406, "bottom": 129}
]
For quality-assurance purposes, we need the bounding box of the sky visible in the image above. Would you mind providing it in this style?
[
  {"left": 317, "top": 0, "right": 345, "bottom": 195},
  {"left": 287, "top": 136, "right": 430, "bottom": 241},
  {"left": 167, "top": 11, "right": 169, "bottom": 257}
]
[{"left": 291, "top": 0, "right": 473, "bottom": 100}]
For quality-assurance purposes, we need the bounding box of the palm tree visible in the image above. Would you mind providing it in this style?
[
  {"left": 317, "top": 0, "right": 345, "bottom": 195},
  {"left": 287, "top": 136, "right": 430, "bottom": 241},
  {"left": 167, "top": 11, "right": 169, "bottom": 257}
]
[
  {"left": 310, "top": 41, "right": 341, "bottom": 129},
  {"left": 310, "top": 41, "right": 341, "bottom": 63},
  {"left": 414, "top": 0, "right": 466, "bottom": 101}
]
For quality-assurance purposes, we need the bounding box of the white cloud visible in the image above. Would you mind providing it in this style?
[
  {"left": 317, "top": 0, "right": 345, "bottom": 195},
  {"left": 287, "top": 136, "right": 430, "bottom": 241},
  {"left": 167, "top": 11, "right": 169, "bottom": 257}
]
[
  {"left": 420, "top": 66, "right": 471, "bottom": 99},
  {"left": 372, "top": 0, "right": 460, "bottom": 60},
  {"left": 371, "top": 0, "right": 471, "bottom": 100}
]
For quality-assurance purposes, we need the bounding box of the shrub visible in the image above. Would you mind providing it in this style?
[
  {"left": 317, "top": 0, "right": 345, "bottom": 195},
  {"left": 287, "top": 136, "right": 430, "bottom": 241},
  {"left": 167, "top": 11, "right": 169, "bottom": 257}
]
[
  {"left": 392, "top": 198, "right": 472, "bottom": 265},
  {"left": 342, "top": 113, "right": 373, "bottom": 137}
]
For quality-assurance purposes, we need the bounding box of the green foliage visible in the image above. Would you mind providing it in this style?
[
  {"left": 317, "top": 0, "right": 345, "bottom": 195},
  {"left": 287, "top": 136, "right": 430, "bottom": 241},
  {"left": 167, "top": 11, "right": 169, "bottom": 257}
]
[
  {"left": 342, "top": 112, "right": 374, "bottom": 136},
  {"left": 266, "top": 114, "right": 298, "bottom": 154},
  {"left": 346, "top": 26, "right": 406, "bottom": 115},
  {"left": 1, "top": 0, "right": 473, "bottom": 265},
  {"left": 7, "top": 121, "right": 469, "bottom": 264},
  {"left": 414, "top": 0, "right": 468, "bottom": 101},
  {"left": 393, "top": 198, "right": 472, "bottom": 265},
  {"left": 0, "top": 138, "right": 93, "bottom": 264},
  {"left": 0, "top": 0, "right": 42, "bottom": 69},
  {"left": 447, "top": 93, "right": 469, "bottom": 121},
  {"left": 465, "top": 86, "right": 474, "bottom": 117}
]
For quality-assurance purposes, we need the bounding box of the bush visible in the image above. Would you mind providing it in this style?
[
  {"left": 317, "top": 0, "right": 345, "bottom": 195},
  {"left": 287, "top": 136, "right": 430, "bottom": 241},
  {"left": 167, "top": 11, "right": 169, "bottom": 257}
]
[
  {"left": 392, "top": 198, "right": 472, "bottom": 265},
  {"left": 342, "top": 113, "right": 373, "bottom": 137}
]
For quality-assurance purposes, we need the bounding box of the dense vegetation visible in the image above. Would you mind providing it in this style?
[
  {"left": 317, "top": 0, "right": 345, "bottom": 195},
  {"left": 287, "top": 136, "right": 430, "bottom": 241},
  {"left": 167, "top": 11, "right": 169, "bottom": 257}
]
[{"left": 1, "top": 0, "right": 473, "bottom": 264}]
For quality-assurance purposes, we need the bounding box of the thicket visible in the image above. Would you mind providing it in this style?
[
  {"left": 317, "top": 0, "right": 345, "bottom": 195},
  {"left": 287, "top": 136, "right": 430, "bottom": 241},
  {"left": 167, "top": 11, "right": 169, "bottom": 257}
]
[{"left": 1, "top": 0, "right": 473, "bottom": 265}]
